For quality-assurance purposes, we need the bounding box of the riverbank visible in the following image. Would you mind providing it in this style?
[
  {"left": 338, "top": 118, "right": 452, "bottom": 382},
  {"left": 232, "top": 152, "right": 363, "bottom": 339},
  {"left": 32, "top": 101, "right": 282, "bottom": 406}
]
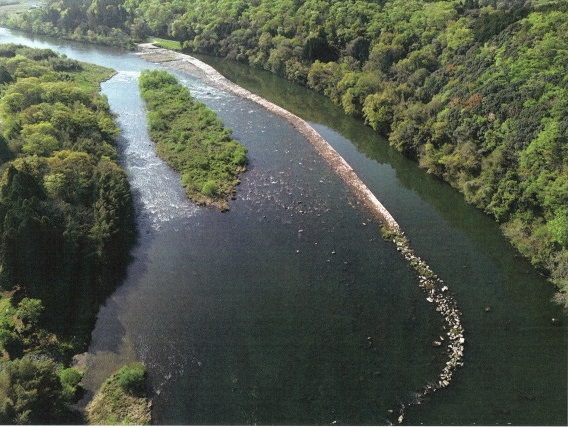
[{"left": 135, "top": 43, "right": 465, "bottom": 423}]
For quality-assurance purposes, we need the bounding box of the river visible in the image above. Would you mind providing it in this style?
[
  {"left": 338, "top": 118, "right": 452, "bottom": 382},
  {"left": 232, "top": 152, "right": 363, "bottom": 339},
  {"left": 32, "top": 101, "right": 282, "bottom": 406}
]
[{"left": 0, "top": 28, "right": 566, "bottom": 425}]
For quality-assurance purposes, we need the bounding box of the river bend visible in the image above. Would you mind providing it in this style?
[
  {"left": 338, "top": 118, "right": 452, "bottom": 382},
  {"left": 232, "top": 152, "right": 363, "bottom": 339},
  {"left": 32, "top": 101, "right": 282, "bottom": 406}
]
[{"left": 0, "top": 28, "right": 565, "bottom": 425}]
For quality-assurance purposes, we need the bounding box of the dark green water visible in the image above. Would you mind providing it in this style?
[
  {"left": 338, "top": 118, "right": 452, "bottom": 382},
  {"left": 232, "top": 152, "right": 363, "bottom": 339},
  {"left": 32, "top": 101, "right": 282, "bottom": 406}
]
[
  {"left": 203, "top": 56, "right": 568, "bottom": 425},
  {"left": 0, "top": 28, "right": 565, "bottom": 425}
]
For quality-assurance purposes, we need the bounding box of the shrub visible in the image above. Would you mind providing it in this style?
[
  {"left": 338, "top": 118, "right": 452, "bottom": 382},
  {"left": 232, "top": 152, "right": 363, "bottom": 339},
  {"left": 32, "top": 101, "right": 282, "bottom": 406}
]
[
  {"left": 58, "top": 367, "right": 83, "bottom": 401},
  {"left": 116, "top": 363, "right": 146, "bottom": 396},
  {"left": 201, "top": 180, "right": 218, "bottom": 197}
]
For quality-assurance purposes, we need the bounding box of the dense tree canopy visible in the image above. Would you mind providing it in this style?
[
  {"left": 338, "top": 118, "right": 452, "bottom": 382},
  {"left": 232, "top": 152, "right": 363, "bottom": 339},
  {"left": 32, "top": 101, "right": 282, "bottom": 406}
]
[
  {"left": 0, "top": 294, "right": 82, "bottom": 424},
  {"left": 0, "top": 45, "right": 134, "bottom": 335},
  {"left": 4, "top": 1, "right": 567, "bottom": 304},
  {"left": 0, "top": 43, "right": 134, "bottom": 333},
  {"left": 0, "top": 44, "right": 133, "bottom": 424}
]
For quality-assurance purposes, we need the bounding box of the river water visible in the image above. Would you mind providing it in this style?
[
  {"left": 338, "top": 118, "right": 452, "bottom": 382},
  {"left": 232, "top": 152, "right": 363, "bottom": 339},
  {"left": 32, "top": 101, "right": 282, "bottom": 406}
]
[{"left": 0, "top": 28, "right": 566, "bottom": 425}]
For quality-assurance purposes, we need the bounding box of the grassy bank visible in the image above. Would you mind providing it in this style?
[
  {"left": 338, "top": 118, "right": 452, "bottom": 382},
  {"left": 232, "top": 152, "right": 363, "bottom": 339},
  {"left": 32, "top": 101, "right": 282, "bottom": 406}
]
[
  {"left": 86, "top": 363, "right": 151, "bottom": 425},
  {"left": 149, "top": 37, "right": 182, "bottom": 51}
]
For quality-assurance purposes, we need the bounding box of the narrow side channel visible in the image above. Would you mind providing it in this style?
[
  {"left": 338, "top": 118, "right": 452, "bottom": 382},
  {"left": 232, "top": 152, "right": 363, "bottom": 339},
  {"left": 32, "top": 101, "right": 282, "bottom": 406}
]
[{"left": 135, "top": 43, "right": 465, "bottom": 423}]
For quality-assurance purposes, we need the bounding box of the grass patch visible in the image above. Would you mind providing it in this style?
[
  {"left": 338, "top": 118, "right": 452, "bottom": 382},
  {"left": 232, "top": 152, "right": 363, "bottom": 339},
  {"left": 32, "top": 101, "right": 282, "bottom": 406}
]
[
  {"left": 0, "top": 0, "right": 41, "bottom": 22},
  {"left": 150, "top": 37, "right": 183, "bottom": 51},
  {"left": 85, "top": 363, "right": 151, "bottom": 425},
  {"left": 70, "top": 62, "right": 116, "bottom": 91}
]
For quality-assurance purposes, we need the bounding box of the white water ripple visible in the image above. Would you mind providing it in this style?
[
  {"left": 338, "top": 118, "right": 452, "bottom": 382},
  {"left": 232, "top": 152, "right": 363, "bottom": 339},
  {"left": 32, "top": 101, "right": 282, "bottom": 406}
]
[{"left": 104, "top": 71, "right": 199, "bottom": 230}]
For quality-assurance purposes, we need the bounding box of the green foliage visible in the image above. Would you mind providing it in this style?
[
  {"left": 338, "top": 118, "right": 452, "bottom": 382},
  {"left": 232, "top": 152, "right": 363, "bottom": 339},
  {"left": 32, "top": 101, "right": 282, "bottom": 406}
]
[
  {"left": 3, "top": 0, "right": 133, "bottom": 47},
  {"left": 15, "top": 298, "right": 42, "bottom": 332},
  {"left": 201, "top": 180, "right": 218, "bottom": 197},
  {"left": 0, "top": 292, "right": 85, "bottom": 422},
  {"left": 86, "top": 362, "right": 151, "bottom": 425},
  {"left": 0, "top": 320, "right": 84, "bottom": 424},
  {"left": 0, "top": 355, "right": 67, "bottom": 424},
  {"left": 58, "top": 367, "right": 83, "bottom": 401},
  {"left": 0, "top": 45, "right": 134, "bottom": 341},
  {"left": 0, "top": 44, "right": 135, "bottom": 424},
  {"left": 6, "top": 0, "right": 568, "bottom": 301},
  {"left": 116, "top": 362, "right": 146, "bottom": 396},
  {"left": 139, "top": 69, "right": 247, "bottom": 210},
  {"left": 0, "top": 295, "right": 62, "bottom": 361}
]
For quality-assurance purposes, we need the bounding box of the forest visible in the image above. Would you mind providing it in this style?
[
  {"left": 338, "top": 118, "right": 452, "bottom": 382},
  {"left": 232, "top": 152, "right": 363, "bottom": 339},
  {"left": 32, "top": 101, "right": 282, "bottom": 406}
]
[
  {"left": 4, "top": 0, "right": 565, "bottom": 305},
  {"left": 0, "top": 44, "right": 134, "bottom": 423},
  {"left": 139, "top": 69, "right": 247, "bottom": 211}
]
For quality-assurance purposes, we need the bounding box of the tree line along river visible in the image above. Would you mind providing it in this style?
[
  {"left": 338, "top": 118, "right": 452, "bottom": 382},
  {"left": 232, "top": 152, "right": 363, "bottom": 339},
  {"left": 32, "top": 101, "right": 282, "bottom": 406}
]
[{"left": 0, "top": 27, "right": 565, "bottom": 425}]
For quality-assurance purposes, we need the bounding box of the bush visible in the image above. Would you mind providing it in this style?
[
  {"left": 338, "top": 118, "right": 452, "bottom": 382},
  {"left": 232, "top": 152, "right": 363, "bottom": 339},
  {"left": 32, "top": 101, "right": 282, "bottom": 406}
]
[
  {"left": 201, "top": 180, "right": 218, "bottom": 197},
  {"left": 58, "top": 367, "right": 83, "bottom": 401},
  {"left": 116, "top": 363, "right": 146, "bottom": 396}
]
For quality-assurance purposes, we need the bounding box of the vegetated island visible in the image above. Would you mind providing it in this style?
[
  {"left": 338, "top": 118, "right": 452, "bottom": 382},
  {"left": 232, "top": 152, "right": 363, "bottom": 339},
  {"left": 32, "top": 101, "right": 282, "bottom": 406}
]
[
  {"left": 0, "top": 44, "right": 135, "bottom": 423},
  {"left": 138, "top": 69, "right": 247, "bottom": 211}
]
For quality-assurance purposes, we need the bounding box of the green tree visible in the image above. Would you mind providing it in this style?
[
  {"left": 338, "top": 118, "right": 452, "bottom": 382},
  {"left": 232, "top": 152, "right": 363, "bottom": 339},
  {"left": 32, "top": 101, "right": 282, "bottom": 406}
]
[{"left": 0, "top": 356, "right": 66, "bottom": 424}]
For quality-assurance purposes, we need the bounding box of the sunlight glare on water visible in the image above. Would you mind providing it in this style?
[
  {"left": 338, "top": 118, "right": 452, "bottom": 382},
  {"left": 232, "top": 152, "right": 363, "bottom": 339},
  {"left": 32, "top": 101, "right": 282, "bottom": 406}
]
[{"left": 103, "top": 71, "right": 200, "bottom": 231}]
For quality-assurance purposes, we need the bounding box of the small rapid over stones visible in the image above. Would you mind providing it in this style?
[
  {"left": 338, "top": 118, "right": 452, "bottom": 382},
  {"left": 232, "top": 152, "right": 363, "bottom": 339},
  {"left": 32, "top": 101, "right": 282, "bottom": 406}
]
[
  {"left": 136, "top": 44, "right": 400, "bottom": 231},
  {"left": 136, "top": 43, "right": 466, "bottom": 424}
]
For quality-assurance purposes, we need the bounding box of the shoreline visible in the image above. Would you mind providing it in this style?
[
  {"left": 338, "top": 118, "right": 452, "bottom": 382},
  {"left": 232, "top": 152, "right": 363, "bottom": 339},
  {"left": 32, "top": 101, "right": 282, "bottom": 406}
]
[{"left": 135, "top": 43, "right": 465, "bottom": 424}]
